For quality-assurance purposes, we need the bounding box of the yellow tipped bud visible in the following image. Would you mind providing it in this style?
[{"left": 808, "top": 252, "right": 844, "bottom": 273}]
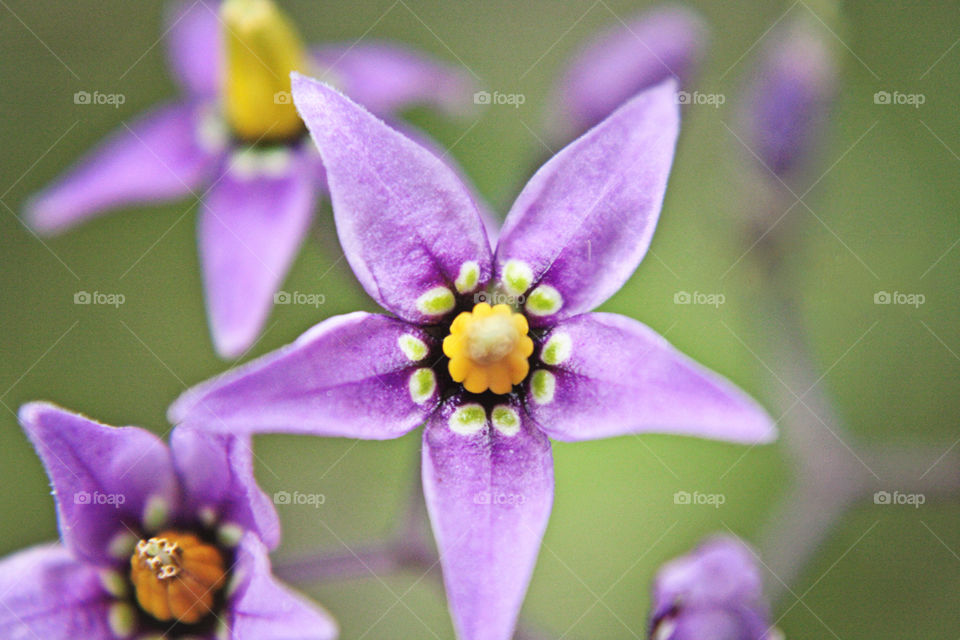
[{"left": 221, "top": 0, "right": 308, "bottom": 142}]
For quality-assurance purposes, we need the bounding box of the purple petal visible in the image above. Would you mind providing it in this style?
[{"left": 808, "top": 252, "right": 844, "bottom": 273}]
[
  {"left": 495, "top": 80, "right": 679, "bottom": 324},
  {"left": 26, "top": 102, "right": 221, "bottom": 234},
  {"left": 550, "top": 5, "right": 707, "bottom": 140},
  {"left": 169, "top": 312, "right": 437, "bottom": 438},
  {"left": 170, "top": 427, "right": 281, "bottom": 550},
  {"left": 0, "top": 544, "right": 113, "bottom": 639},
  {"left": 227, "top": 532, "right": 338, "bottom": 640},
  {"left": 292, "top": 74, "right": 493, "bottom": 323},
  {"left": 422, "top": 397, "right": 553, "bottom": 640},
  {"left": 166, "top": 0, "right": 222, "bottom": 98},
  {"left": 18, "top": 403, "right": 179, "bottom": 565},
  {"left": 199, "top": 150, "right": 317, "bottom": 358},
  {"left": 528, "top": 313, "right": 775, "bottom": 444},
  {"left": 313, "top": 41, "right": 474, "bottom": 117}
]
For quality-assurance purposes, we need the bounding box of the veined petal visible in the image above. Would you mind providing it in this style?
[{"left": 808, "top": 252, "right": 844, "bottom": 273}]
[
  {"left": 227, "top": 532, "right": 338, "bottom": 640},
  {"left": 18, "top": 403, "right": 179, "bottom": 566},
  {"left": 495, "top": 80, "right": 679, "bottom": 323},
  {"left": 422, "top": 397, "right": 553, "bottom": 640},
  {"left": 313, "top": 41, "right": 475, "bottom": 117},
  {"left": 529, "top": 313, "right": 776, "bottom": 444},
  {"left": 26, "top": 102, "right": 221, "bottom": 234},
  {"left": 292, "top": 74, "right": 493, "bottom": 322},
  {"left": 169, "top": 312, "right": 437, "bottom": 438},
  {"left": 170, "top": 427, "right": 281, "bottom": 550},
  {"left": 549, "top": 5, "right": 706, "bottom": 140},
  {"left": 166, "top": 0, "right": 222, "bottom": 98},
  {"left": 199, "top": 148, "right": 317, "bottom": 359},
  {"left": 0, "top": 544, "right": 114, "bottom": 638}
]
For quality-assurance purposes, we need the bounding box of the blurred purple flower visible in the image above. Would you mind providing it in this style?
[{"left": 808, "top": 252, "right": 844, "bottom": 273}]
[
  {"left": 741, "top": 18, "right": 836, "bottom": 177},
  {"left": 167, "top": 75, "right": 775, "bottom": 640},
  {"left": 548, "top": 4, "right": 707, "bottom": 142},
  {"left": 25, "top": 0, "right": 474, "bottom": 359},
  {"left": 0, "top": 402, "right": 336, "bottom": 639},
  {"left": 650, "top": 536, "right": 774, "bottom": 640}
]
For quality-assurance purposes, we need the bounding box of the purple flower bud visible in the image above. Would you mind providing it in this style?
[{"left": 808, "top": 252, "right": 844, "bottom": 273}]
[
  {"left": 741, "top": 18, "right": 836, "bottom": 177},
  {"left": 549, "top": 4, "right": 707, "bottom": 142},
  {"left": 650, "top": 536, "right": 774, "bottom": 640}
]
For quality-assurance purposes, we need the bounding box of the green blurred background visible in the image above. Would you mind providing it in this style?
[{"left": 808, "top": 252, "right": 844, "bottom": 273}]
[{"left": 1, "top": 1, "right": 958, "bottom": 637}]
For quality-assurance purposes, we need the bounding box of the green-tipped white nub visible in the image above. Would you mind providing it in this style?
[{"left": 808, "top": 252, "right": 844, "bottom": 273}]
[
  {"left": 230, "top": 147, "right": 293, "bottom": 180},
  {"left": 108, "top": 602, "right": 136, "bottom": 637},
  {"left": 416, "top": 286, "right": 456, "bottom": 316},
  {"left": 108, "top": 531, "right": 138, "bottom": 560},
  {"left": 541, "top": 331, "right": 572, "bottom": 366},
  {"left": 502, "top": 260, "right": 533, "bottom": 295},
  {"left": 142, "top": 495, "right": 170, "bottom": 532},
  {"left": 218, "top": 522, "right": 245, "bottom": 548},
  {"left": 491, "top": 405, "right": 521, "bottom": 436},
  {"left": 398, "top": 334, "right": 429, "bottom": 361},
  {"left": 455, "top": 261, "right": 481, "bottom": 293},
  {"left": 409, "top": 368, "right": 437, "bottom": 404},
  {"left": 526, "top": 285, "right": 564, "bottom": 316},
  {"left": 100, "top": 569, "right": 129, "bottom": 598},
  {"left": 448, "top": 403, "right": 487, "bottom": 435},
  {"left": 530, "top": 369, "right": 556, "bottom": 404}
]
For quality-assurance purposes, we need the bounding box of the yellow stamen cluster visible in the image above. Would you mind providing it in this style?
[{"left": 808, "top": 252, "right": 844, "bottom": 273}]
[
  {"left": 130, "top": 530, "right": 227, "bottom": 625},
  {"left": 221, "top": 0, "right": 308, "bottom": 142},
  {"left": 443, "top": 303, "right": 534, "bottom": 394}
]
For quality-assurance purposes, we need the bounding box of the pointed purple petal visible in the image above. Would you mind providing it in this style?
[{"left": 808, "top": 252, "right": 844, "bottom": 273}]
[
  {"left": 19, "top": 403, "right": 179, "bottom": 565},
  {"left": 549, "top": 5, "right": 706, "bottom": 140},
  {"left": 422, "top": 397, "right": 553, "bottom": 640},
  {"left": 169, "top": 312, "right": 437, "bottom": 438},
  {"left": 26, "top": 102, "right": 221, "bottom": 234},
  {"left": 292, "top": 74, "right": 493, "bottom": 323},
  {"left": 170, "top": 427, "right": 281, "bottom": 550},
  {"left": 495, "top": 80, "right": 679, "bottom": 324},
  {"left": 166, "top": 0, "right": 222, "bottom": 98},
  {"left": 528, "top": 313, "right": 775, "bottom": 444},
  {"left": 0, "top": 544, "right": 113, "bottom": 638},
  {"left": 227, "top": 533, "right": 338, "bottom": 640},
  {"left": 313, "top": 41, "right": 474, "bottom": 117},
  {"left": 199, "top": 151, "right": 317, "bottom": 359}
]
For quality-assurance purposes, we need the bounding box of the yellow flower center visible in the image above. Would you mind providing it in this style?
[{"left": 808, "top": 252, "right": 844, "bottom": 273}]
[
  {"left": 221, "top": 0, "right": 308, "bottom": 142},
  {"left": 130, "top": 530, "right": 227, "bottom": 625},
  {"left": 443, "top": 303, "right": 534, "bottom": 394}
]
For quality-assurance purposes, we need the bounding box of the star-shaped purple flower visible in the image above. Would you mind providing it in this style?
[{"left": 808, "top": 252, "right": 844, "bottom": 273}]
[
  {"left": 650, "top": 536, "right": 773, "bottom": 640},
  {"left": 168, "top": 74, "right": 776, "bottom": 640},
  {"left": 1, "top": 402, "right": 336, "bottom": 640},
  {"left": 25, "top": 0, "right": 474, "bottom": 359}
]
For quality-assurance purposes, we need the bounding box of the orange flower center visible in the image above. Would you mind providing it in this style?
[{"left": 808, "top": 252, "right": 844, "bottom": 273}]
[{"left": 443, "top": 303, "right": 534, "bottom": 394}]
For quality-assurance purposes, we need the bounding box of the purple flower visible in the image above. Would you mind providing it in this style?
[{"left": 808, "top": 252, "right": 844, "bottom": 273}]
[
  {"left": 25, "top": 0, "right": 474, "bottom": 359},
  {"left": 548, "top": 4, "right": 707, "bottom": 142},
  {"left": 1, "top": 402, "right": 336, "bottom": 639},
  {"left": 741, "top": 17, "right": 836, "bottom": 177},
  {"left": 650, "top": 536, "right": 774, "bottom": 640},
  {"left": 168, "top": 74, "right": 775, "bottom": 640}
]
